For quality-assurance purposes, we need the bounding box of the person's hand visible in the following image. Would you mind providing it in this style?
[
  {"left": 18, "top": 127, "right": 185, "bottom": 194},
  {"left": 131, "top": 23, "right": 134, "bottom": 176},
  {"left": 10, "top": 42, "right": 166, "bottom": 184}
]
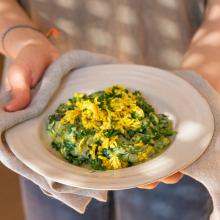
[
  {"left": 3, "top": 40, "right": 59, "bottom": 112},
  {"left": 138, "top": 172, "right": 184, "bottom": 189}
]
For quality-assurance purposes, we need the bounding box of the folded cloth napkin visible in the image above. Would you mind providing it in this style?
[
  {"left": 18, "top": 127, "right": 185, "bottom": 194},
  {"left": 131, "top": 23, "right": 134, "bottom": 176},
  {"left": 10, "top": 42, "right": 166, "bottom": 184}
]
[
  {"left": 0, "top": 50, "right": 220, "bottom": 219},
  {"left": 0, "top": 50, "right": 117, "bottom": 213},
  {"left": 175, "top": 71, "right": 220, "bottom": 220}
]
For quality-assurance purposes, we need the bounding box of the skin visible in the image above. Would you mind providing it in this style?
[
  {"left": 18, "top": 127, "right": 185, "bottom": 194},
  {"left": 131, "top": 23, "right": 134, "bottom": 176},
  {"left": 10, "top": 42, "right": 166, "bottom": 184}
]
[
  {"left": 0, "top": 0, "right": 59, "bottom": 111},
  {"left": 0, "top": 0, "right": 219, "bottom": 188}
]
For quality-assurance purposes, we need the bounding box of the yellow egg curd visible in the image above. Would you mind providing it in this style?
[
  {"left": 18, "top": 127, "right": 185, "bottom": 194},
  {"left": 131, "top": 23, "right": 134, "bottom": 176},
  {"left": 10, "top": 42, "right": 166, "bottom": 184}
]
[{"left": 47, "top": 85, "right": 176, "bottom": 170}]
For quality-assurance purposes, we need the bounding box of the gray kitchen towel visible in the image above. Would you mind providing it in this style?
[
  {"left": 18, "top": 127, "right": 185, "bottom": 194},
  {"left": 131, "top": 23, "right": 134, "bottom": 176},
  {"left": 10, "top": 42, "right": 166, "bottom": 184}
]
[
  {"left": 0, "top": 50, "right": 117, "bottom": 213},
  {"left": 0, "top": 50, "right": 220, "bottom": 219},
  {"left": 175, "top": 71, "right": 220, "bottom": 220}
]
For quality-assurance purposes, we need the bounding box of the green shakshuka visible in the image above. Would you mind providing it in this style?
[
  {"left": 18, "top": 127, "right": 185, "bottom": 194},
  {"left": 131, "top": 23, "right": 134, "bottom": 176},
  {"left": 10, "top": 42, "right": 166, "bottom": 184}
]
[{"left": 47, "top": 85, "right": 176, "bottom": 170}]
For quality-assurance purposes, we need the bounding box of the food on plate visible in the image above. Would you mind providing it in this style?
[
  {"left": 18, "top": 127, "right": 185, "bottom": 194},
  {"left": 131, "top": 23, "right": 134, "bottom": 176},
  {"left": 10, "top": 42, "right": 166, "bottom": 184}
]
[{"left": 47, "top": 85, "right": 176, "bottom": 170}]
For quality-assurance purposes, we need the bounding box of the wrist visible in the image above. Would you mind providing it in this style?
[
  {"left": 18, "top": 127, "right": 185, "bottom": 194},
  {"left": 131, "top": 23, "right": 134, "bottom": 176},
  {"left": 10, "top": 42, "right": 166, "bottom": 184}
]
[{"left": 2, "top": 27, "right": 57, "bottom": 59}]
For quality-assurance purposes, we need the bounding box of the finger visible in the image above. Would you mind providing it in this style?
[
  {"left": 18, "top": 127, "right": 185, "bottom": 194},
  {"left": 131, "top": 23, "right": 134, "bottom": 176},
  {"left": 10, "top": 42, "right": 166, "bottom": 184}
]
[
  {"left": 4, "top": 62, "right": 31, "bottom": 111},
  {"left": 160, "top": 172, "right": 184, "bottom": 184},
  {"left": 31, "top": 49, "right": 59, "bottom": 86},
  {"left": 22, "top": 47, "right": 59, "bottom": 88},
  {"left": 138, "top": 182, "right": 160, "bottom": 189},
  {"left": 29, "top": 57, "right": 49, "bottom": 88}
]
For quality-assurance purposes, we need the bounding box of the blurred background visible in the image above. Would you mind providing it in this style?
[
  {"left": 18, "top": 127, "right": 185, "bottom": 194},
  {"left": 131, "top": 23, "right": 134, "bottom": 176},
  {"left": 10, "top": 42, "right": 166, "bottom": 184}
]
[
  {"left": 0, "top": 164, "right": 24, "bottom": 220},
  {"left": 0, "top": 55, "right": 24, "bottom": 220}
]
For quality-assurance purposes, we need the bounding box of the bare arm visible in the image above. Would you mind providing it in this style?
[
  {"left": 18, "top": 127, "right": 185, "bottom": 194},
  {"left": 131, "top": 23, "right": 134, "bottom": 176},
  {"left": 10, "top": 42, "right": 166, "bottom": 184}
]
[
  {"left": 0, "top": 0, "right": 58, "bottom": 111},
  {"left": 0, "top": 0, "right": 55, "bottom": 58},
  {"left": 181, "top": 0, "right": 220, "bottom": 93}
]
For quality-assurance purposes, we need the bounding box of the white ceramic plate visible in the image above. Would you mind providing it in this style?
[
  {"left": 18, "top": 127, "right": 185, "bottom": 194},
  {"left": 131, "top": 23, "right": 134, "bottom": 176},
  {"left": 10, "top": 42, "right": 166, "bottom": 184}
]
[{"left": 5, "top": 64, "right": 214, "bottom": 190}]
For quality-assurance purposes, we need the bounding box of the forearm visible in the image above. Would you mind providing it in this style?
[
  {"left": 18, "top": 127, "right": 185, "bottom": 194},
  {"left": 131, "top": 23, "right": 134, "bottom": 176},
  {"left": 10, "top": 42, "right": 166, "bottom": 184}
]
[
  {"left": 0, "top": 0, "right": 53, "bottom": 59},
  {"left": 181, "top": 0, "right": 220, "bottom": 92}
]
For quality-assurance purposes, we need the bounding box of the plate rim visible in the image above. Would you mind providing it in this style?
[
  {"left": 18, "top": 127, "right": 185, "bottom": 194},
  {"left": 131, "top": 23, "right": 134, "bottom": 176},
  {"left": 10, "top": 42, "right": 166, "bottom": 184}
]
[{"left": 5, "top": 64, "right": 215, "bottom": 190}]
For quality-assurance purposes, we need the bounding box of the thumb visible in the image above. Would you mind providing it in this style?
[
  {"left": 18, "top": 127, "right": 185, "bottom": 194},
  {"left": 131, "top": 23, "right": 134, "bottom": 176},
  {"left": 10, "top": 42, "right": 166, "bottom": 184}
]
[{"left": 4, "top": 61, "right": 31, "bottom": 112}]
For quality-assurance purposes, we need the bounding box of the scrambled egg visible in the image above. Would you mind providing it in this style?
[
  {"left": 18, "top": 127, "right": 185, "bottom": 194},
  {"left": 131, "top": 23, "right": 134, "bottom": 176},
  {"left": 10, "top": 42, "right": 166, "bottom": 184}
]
[{"left": 47, "top": 85, "right": 176, "bottom": 170}]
